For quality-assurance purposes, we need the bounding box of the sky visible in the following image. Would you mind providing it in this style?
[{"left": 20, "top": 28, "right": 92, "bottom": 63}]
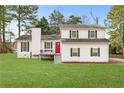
[
  {"left": 37, "top": 5, "right": 112, "bottom": 25},
  {"left": 9, "top": 5, "right": 112, "bottom": 39}
]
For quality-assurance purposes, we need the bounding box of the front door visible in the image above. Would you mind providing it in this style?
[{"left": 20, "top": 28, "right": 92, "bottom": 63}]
[{"left": 55, "top": 42, "right": 60, "bottom": 53}]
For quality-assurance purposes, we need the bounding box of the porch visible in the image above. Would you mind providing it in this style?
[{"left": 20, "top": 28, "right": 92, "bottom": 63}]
[
  {"left": 40, "top": 49, "right": 55, "bottom": 59},
  {"left": 32, "top": 49, "right": 61, "bottom": 63},
  {"left": 32, "top": 49, "right": 55, "bottom": 59}
]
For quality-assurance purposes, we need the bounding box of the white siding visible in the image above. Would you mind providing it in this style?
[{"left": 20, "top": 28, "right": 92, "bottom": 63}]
[
  {"left": 41, "top": 40, "right": 60, "bottom": 52},
  {"left": 32, "top": 28, "right": 41, "bottom": 55},
  {"left": 17, "top": 40, "right": 31, "bottom": 58},
  {"left": 97, "top": 30, "right": 105, "bottom": 39},
  {"left": 16, "top": 39, "right": 61, "bottom": 58},
  {"left": 16, "top": 26, "right": 108, "bottom": 62},
  {"left": 61, "top": 29, "right": 70, "bottom": 38},
  {"left": 61, "top": 28, "right": 105, "bottom": 39},
  {"left": 61, "top": 42, "right": 109, "bottom": 62}
]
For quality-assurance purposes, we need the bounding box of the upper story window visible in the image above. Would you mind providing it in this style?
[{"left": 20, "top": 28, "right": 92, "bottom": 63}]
[
  {"left": 44, "top": 42, "right": 52, "bottom": 49},
  {"left": 70, "top": 30, "right": 78, "bottom": 39},
  {"left": 88, "top": 30, "right": 97, "bottom": 39},
  {"left": 21, "top": 42, "right": 29, "bottom": 52}
]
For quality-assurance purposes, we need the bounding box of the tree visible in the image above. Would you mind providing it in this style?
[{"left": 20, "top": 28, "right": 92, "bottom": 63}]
[
  {"left": 11, "top": 5, "right": 38, "bottom": 37},
  {"left": 49, "top": 10, "right": 64, "bottom": 34},
  {"left": 6, "top": 31, "right": 15, "bottom": 43},
  {"left": 0, "top": 5, "right": 12, "bottom": 53},
  {"left": 108, "top": 30, "right": 123, "bottom": 54},
  {"left": 107, "top": 6, "right": 124, "bottom": 55},
  {"left": 81, "top": 16, "right": 91, "bottom": 24},
  {"left": 0, "top": 6, "right": 3, "bottom": 52},
  {"left": 66, "top": 15, "right": 82, "bottom": 24},
  {"left": 36, "top": 16, "right": 49, "bottom": 35},
  {"left": 90, "top": 9, "right": 99, "bottom": 25}
]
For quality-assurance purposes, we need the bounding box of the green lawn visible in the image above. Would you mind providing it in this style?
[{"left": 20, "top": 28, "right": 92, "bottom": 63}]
[{"left": 0, "top": 54, "right": 124, "bottom": 88}]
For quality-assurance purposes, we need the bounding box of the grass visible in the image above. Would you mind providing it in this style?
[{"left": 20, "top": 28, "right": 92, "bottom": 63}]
[{"left": 0, "top": 54, "right": 124, "bottom": 88}]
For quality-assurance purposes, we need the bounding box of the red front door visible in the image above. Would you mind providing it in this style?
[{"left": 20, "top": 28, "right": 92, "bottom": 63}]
[{"left": 55, "top": 42, "right": 60, "bottom": 53}]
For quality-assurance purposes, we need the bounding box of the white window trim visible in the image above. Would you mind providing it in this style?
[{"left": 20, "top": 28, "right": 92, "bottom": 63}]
[
  {"left": 71, "top": 48, "right": 80, "bottom": 57},
  {"left": 89, "top": 31, "right": 97, "bottom": 39},
  {"left": 21, "top": 42, "right": 29, "bottom": 52},
  {"left": 45, "top": 42, "right": 52, "bottom": 49},
  {"left": 91, "top": 48, "right": 100, "bottom": 57},
  {"left": 71, "top": 31, "right": 77, "bottom": 39},
  {"left": 72, "top": 48, "right": 78, "bottom": 56}
]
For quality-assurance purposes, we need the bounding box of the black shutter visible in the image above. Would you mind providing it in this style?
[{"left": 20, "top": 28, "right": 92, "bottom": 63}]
[
  {"left": 95, "top": 30, "right": 97, "bottom": 39},
  {"left": 70, "top": 30, "right": 71, "bottom": 39},
  {"left": 91, "top": 48, "right": 93, "bottom": 56},
  {"left": 28, "top": 42, "right": 29, "bottom": 52},
  {"left": 77, "top": 30, "right": 79, "bottom": 39},
  {"left": 98, "top": 48, "right": 100, "bottom": 56},
  {"left": 70, "top": 48, "right": 72, "bottom": 57},
  {"left": 21, "top": 42, "right": 22, "bottom": 52},
  {"left": 51, "top": 42, "right": 52, "bottom": 49},
  {"left": 78, "top": 48, "right": 80, "bottom": 57},
  {"left": 44, "top": 42, "right": 46, "bottom": 49},
  {"left": 88, "top": 30, "right": 90, "bottom": 39}
]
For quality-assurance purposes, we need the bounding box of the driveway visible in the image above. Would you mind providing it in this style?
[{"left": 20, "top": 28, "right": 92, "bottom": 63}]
[{"left": 109, "top": 58, "right": 124, "bottom": 63}]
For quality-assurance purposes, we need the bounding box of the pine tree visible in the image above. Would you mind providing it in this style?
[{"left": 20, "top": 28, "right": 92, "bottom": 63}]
[{"left": 11, "top": 5, "right": 38, "bottom": 37}]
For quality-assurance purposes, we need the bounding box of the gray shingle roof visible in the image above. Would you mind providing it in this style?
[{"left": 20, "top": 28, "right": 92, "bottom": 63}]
[
  {"left": 59, "top": 24, "right": 106, "bottom": 29},
  {"left": 61, "top": 38, "right": 109, "bottom": 42},
  {"left": 16, "top": 35, "right": 109, "bottom": 42},
  {"left": 16, "top": 35, "right": 61, "bottom": 40},
  {"left": 16, "top": 35, "right": 31, "bottom": 40}
]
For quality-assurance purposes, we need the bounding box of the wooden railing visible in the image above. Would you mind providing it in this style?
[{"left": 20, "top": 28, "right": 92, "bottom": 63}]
[{"left": 40, "top": 49, "right": 54, "bottom": 54}]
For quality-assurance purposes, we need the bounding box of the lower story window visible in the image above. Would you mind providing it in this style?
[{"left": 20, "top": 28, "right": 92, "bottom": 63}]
[
  {"left": 71, "top": 48, "right": 80, "bottom": 57},
  {"left": 21, "top": 42, "right": 29, "bottom": 52},
  {"left": 44, "top": 42, "right": 52, "bottom": 49},
  {"left": 91, "top": 48, "right": 100, "bottom": 56}
]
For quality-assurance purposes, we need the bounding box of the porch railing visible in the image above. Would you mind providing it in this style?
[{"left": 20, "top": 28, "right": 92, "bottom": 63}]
[{"left": 40, "top": 49, "right": 55, "bottom": 54}]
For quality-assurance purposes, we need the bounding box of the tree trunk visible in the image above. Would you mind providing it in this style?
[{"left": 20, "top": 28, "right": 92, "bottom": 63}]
[
  {"left": 123, "top": 47, "right": 124, "bottom": 55},
  {"left": 0, "top": 28, "right": 2, "bottom": 53},
  {"left": 122, "top": 24, "right": 124, "bottom": 55},
  {"left": 18, "top": 19, "right": 21, "bottom": 38},
  {"left": 2, "top": 6, "right": 6, "bottom": 53},
  {"left": 18, "top": 5, "right": 21, "bottom": 38}
]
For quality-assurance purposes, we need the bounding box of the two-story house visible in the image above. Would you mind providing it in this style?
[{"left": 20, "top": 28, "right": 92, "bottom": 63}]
[
  {"left": 60, "top": 24, "right": 109, "bottom": 63},
  {"left": 16, "top": 24, "right": 109, "bottom": 63}
]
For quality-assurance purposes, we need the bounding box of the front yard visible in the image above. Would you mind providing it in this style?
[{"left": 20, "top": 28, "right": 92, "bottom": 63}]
[{"left": 0, "top": 54, "right": 124, "bottom": 88}]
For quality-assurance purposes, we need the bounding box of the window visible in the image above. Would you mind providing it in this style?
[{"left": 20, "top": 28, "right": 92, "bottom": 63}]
[
  {"left": 88, "top": 30, "right": 97, "bottom": 39},
  {"left": 44, "top": 42, "right": 52, "bottom": 49},
  {"left": 71, "top": 48, "right": 80, "bottom": 57},
  {"left": 90, "top": 31, "right": 95, "bottom": 38},
  {"left": 91, "top": 48, "right": 100, "bottom": 57},
  {"left": 71, "top": 31, "right": 77, "bottom": 39},
  {"left": 70, "top": 30, "right": 78, "bottom": 39},
  {"left": 21, "top": 42, "right": 29, "bottom": 52}
]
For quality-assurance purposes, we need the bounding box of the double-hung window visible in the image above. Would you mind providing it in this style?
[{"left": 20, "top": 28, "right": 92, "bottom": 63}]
[
  {"left": 91, "top": 48, "right": 100, "bottom": 57},
  {"left": 88, "top": 30, "right": 97, "bottom": 39},
  {"left": 70, "top": 30, "right": 78, "bottom": 39},
  {"left": 44, "top": 42, "right": 52, "bottom": 49},
  {"left": 71, "top": 31, "right": 77, "bottom": 39},
  {"left": 70, "top": 48, "right": 80, "bottom": 57},
  {"left": 21, "top": 42, "right": 29, "bottom": 52}
]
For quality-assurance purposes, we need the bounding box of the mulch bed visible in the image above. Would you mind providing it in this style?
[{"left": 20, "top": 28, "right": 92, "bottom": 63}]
[{"left": 62, "top": 60, "right": 124, "bottom": 64}]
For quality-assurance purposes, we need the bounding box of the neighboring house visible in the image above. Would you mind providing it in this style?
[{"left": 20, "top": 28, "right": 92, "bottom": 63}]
[{"left": 16, "top": 24, "right": 109, "bottom": 63}]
